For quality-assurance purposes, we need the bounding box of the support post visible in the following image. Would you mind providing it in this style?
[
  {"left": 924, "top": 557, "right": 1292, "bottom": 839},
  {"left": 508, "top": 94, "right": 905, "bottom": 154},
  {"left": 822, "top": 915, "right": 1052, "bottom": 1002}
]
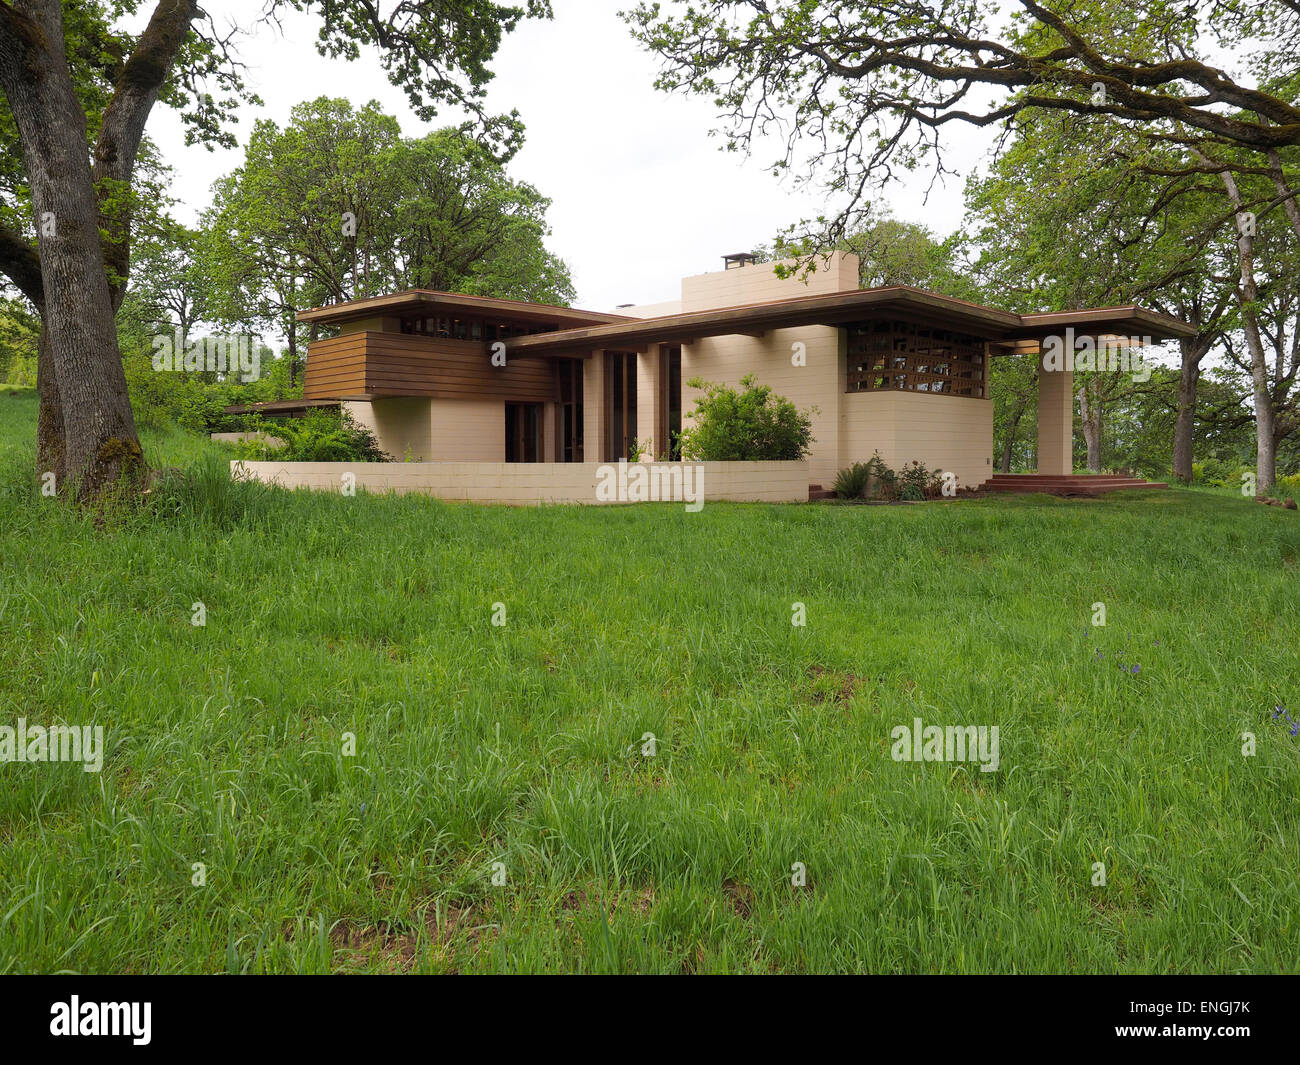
[{"left": 1037, "top": 364, "right": 1074, "bottom": 475}]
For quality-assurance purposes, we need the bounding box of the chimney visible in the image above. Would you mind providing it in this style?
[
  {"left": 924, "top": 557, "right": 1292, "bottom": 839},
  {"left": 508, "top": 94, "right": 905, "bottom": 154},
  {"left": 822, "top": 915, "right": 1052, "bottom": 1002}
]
[{"left": 722, "top": 252, "right": 757, "bottom": 270}]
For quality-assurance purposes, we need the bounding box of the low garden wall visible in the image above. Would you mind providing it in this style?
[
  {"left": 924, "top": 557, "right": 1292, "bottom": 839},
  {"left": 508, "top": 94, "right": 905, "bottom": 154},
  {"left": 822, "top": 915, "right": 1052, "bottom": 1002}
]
[{"left": 230, "top": 459, "right": 809, "bottom": 506}]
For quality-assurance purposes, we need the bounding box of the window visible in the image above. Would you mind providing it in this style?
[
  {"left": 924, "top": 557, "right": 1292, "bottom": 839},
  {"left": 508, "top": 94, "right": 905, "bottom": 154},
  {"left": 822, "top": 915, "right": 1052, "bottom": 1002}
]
[
  {"left": 845, "top": 321, "right": 986, "bottom": 398},
  {"left": 505, "top": 402, "right": 543, "bottom": 462},
  {"left": 605, "top": 351, "right": 638, "bottom": 461},
  {"left": 658, "top": 345, "right": 682, "bottom": 459},
  {"left": 397, "top": 314, "right": 567, "bottom": 339},
  {"left": 555, "top": 360, "right": 584, "bottom": 462}
]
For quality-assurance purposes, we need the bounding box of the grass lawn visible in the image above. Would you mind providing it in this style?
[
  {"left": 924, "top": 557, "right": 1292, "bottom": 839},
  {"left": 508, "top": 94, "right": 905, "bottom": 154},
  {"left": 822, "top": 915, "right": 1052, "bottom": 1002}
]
[{"left": 1, "top": 387, "right": 1297, "bottom": 973}]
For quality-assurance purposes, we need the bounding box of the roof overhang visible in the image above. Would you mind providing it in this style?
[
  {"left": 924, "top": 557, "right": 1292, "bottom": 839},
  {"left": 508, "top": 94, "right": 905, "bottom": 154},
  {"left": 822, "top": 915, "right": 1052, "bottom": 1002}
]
[
  {"left": 1008, "top": 306, "right": 1197, "bottom": 342},
  {"left": 501, "top": 286, "right": 1025, "bottom": 357},
  {"left": 297, "top": 290, "right": 631, "bottom": 329},
  {"left": 222, "top": 398, "right": 341, "bottom": 416},
  {"left": 500, "top": 288, "right": 1197, "bottom": 358}
]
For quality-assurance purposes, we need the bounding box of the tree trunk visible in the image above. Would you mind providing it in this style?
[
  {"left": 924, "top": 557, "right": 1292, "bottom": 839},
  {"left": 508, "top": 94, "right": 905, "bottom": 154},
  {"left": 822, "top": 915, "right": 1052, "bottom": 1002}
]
[
  {"left": 1215, "top": 160, "right": 1277, "bottom": 492},
  {"left": 1000, "top": 403, "right": 1026, "bottom": 472},
  {"left": 2, "top": 0, "right": 197, "bottom": 500},
  {"left": 999, "top": 425, "right": 1016, "bottom": 473},
  {"left": 35, "top": 323, "right": 65, "bottom": 483},
  {"left": 1172, "top": 338, "right": 1200, "bottom": 484},
  {"left": 1, "top": 3, "right": 144, "bottom": 499},
  {"left": 1077, "top": 379, "right": 1102, "bottom": 471},
  {"left": 1244, "top": 309, "right": 1277, "bottom": 492}
]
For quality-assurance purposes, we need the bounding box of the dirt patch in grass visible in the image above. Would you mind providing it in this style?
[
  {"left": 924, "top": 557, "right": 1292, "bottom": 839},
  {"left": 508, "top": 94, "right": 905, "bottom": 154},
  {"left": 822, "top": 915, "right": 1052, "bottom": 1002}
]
[
  {"left": 327, "top": 901, "right": 488, "bottom": 973},
  {"left": 559, "top": 884, "right": 655, "bottom": 917},
  {"left": 679, "top": 943, "right": 708, "bottom": 974},
  {"left": 723, "top": 880, "right": 756, "bottom": 919},
  {"left": 806, "top": 664, "right": 863, "bottom": 706},
  {"left": 330, "top": 919, "right": 419, "bottom": 972}
]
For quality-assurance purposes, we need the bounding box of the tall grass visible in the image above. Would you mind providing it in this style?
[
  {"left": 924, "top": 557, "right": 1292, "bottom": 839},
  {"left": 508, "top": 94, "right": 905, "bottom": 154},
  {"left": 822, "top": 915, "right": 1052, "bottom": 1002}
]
[
  {"left": 149, "top": 453, "right": 276, "bottom": 531},
  {"left": 0, "top": 391, "right": 1297, "bottom": 973}
]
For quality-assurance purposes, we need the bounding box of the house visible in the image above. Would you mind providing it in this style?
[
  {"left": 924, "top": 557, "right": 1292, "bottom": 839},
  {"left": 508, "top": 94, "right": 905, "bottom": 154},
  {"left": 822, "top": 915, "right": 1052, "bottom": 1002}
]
[{"left": 288, "top": 251, "right": 1195, "bottom": 493}]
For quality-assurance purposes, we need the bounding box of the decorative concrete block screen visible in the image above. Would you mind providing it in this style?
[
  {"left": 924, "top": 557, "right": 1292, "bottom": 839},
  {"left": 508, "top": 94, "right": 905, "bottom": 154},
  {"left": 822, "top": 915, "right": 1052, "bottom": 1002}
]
[{"left": 231, "top": 460, "right": 809, "bottom": 506}]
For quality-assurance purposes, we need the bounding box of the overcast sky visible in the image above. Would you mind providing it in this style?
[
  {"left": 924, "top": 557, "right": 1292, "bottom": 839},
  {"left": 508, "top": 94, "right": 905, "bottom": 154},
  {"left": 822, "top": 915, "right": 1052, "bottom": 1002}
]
[{"left": 145, "top": 0, "right": 993, "bottom": 313}]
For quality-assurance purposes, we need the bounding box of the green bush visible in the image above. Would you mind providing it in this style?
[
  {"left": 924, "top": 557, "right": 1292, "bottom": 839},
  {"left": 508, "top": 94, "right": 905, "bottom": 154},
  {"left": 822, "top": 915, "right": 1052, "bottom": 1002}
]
[
  {"left": 832, "top": 453, "right": 943, "bottom": 502},
  {"left": 240, "top": 409, "right": 391, "bottom": 462},
  {"left": 1196, "top": 456, "right": 1252, "bottom": 488},
  {"left": 898, "top": 459, "right": 943, "bottom": 499},
  {"left": 677, "top": 374, "right": 814, "bottom": 461},
  {"left": 121, "top": 335, "right": 302, "bottom": 434},
  {"left": 833, "top": 461, "right": 872, "bottom": 499}
]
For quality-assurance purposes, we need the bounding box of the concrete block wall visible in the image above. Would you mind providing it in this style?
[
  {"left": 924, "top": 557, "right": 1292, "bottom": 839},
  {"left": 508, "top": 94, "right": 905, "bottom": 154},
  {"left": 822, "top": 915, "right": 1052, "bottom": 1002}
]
[
  {"left": 680, "top": 252, "right": 859, "bottom": 312},
  {"left": 682, "top": 325, "right": 845, "bottom": 488},
  {"left": 230, "top": 460, "right": 810, "bottom": 506},
  {"left": 345, "top": 397, "right": 510, "bottom": 462},
  {"left": 839, "top": 391, "right": 993, "bottom": 489}
]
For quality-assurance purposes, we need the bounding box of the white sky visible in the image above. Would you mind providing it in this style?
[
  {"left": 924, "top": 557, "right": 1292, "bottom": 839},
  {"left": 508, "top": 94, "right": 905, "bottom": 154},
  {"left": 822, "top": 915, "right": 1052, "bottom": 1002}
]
[{"left": 144, "top": 0, "right": 992, "bottom": 313}]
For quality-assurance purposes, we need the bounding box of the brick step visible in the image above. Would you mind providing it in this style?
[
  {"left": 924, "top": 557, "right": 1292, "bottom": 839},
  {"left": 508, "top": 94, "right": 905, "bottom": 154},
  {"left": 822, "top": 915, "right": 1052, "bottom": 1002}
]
[
  {"left": 988, "top": 475, "right": 1145, "bottom": 483},
  {"left": 989, "top": 479, "right": 1154, "bottom": 488},
  {"left": 983, "top": 479, "right": 1167, "bottom": 495}
]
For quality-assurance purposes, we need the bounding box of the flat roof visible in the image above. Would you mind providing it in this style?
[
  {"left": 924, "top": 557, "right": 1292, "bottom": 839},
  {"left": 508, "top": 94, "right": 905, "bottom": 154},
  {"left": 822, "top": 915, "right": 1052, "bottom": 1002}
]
[
  {"left": 296, "top": 290, "right": 631, "bottom": 329},
  {"left": 500, "top": 286, "right": 1196, "bottom": 356},
  {"left": 223, "top": 399, "right": 341, "bottom": 415},
  {"left": 1012, "top": 305, "right": 1195, "bottom": 338}
]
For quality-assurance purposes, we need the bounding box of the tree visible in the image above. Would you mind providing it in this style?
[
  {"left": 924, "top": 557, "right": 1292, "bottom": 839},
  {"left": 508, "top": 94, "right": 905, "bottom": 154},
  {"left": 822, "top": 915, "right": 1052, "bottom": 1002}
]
[
  {"left": 772, "top": 215, "right": 982, "bottom": 300},
  {"left": 203, "top": 99, "right": 575, "bottom": 383},
  {"left": 965, "top": 111, "right": 1236, "bottom": 479},
  {"left": 203, "top": 99, "right": 405, "bottom": 384},
  {"left": 386, "top": 126, "right": 574, "bottom": 302},
  {"left": 0, "top": 0, "right": 550, "bottom": 500},
  {"left": 129, "top": 216, "right": 212, "bottom": 348},
  {"left": 626, "top": 0, "right": 1300, "bottom": 486},
  {"left": 0, "top": 293, "right": 38, "bottom": 385},
  {"left": 626, "top": 1, "right": 1300, "bottom": 244}
]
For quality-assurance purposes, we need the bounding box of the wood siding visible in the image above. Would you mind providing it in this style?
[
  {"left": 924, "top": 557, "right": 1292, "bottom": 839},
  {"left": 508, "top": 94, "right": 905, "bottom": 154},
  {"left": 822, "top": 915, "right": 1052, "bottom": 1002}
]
[{"left": 303, "top": 332, "right": 557, "bottom": 403}]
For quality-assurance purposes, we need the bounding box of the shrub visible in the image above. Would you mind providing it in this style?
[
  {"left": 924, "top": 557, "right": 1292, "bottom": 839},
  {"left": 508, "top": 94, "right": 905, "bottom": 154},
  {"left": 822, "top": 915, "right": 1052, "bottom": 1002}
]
[
  {"left": 833, "top": 453, "right": 892, "bottom": 499},
  {"left": 833, "top": 462, "right": 872, "bottom": 499},
  {"left": 1196, "top": 456, "right": 1252, "bottom": 488},
  {"left": 677, "top": 374, "right": 814, "bottom": 461},
  {"left": 239, "top": 409, "right": 391, "bottom": 462},
  {"left": 832, "top": 453, "right": 944, "bottom": 501},
  {"left": 897, "top": 459, "right": 943, "bottom": 499}
]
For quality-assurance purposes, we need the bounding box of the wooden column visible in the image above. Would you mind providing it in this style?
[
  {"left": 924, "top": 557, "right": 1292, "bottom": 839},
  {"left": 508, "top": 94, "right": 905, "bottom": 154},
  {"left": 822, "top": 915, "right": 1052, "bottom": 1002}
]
[{"left": 542, "top": 402, "right": 557, "bottom": 462}]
